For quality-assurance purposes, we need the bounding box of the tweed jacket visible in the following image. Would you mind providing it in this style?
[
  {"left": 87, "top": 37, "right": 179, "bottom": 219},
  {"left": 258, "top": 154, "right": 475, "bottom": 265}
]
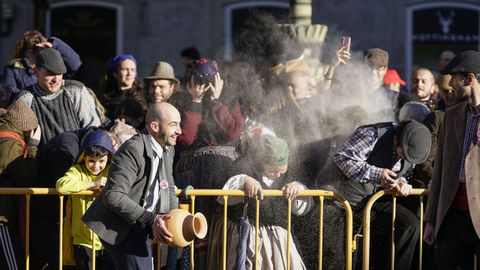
[
  {"left": 82, "top": 133, "right": 177, "bottom": 245},
  {"left": 425, "top": 101, "right": 480, "bottom": 237}
]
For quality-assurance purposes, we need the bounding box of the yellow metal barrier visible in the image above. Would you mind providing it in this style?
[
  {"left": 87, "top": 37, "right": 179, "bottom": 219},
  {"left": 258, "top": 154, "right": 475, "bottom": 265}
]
[
  {"left": 0, "top": 188, "right": 354, "bottom": 270},
  {"left": 0, "top": 188, "right": 92, "bottom": 270},
  {"left": 182, "top": 189, "right": 355, "bottom": 270},
  {"left": 360, "top": 188, "right": 428, "bottom": 270}
]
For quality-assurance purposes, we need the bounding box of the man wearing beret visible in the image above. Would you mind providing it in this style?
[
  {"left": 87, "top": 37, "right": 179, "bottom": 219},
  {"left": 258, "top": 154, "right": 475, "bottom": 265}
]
[
  {"left": 16, "top": 48, "right": 100, "bottom": 147},
  {"left": 321, "top": 119, "right": 431, "bottom": 269},
  {"left": 424, "top": 50, "right": 480, "bottom": 269}
]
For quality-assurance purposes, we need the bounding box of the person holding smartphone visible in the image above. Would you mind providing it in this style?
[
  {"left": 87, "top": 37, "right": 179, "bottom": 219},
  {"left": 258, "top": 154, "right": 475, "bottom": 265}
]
[{"left": 322, "top": 36, "right": 352, "bottom": 90}]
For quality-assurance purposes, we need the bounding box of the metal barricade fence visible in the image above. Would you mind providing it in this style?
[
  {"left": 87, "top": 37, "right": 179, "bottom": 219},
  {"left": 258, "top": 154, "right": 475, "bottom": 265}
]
[
  {"left": 182, "top": 189, "right": 354, "bottom": 270},
  {"left": 0, "top": 188, "right": 355, "bottom": 270},
  {"left": 0, "top": 188, "right": 112, "bottom": 270},
  {"left": 359, "top": 188, "right": 428, "bottom": 270}
]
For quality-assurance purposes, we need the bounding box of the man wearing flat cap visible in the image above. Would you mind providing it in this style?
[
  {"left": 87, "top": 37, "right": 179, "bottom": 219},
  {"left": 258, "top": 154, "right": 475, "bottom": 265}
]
[
  {"left": 16, "top": 48, "right": 100, "bottom": 146},
  {"left": 364, "top": 48, "right": 401, "bottom": 108},
  {"left": 321, "top": 119, "right": 431, "bottom": 269},
  {"left": 425, "top": 50, "right": 480, "bottom": 269}
]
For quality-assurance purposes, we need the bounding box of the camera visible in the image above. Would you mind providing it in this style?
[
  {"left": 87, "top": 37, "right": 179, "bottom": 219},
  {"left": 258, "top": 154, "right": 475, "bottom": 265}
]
[{"left": 193, "top": 73, "right": 215, "bottom": 86}]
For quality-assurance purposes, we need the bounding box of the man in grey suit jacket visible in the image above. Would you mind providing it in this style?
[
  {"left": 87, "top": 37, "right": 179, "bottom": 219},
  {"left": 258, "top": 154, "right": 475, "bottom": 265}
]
[
  {"left": 83, "top": 102, "right": 181, "bottom": 269},
  {"left": 424, "top": 50, "right": 480, "bottom": 269}
]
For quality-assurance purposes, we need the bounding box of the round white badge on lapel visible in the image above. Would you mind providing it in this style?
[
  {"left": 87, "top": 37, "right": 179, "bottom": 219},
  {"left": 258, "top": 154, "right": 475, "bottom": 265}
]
[{"left": 160, "top": 180, "right": 169, "bottom": 190}]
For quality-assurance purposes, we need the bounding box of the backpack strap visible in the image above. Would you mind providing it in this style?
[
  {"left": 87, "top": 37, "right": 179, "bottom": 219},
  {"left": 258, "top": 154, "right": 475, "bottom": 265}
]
[{"left": 0, "top": 131, "right": 27, "bottom": 158}]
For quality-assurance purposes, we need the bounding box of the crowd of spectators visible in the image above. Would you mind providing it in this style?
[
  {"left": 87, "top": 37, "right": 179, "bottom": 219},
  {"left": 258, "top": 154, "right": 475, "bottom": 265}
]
[{"left": 0, "top": 26, "right": 475, "bottom": 270}]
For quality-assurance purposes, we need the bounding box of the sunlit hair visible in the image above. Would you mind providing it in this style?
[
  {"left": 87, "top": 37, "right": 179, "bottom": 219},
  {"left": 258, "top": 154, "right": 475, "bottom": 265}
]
[
  {"left": 12, "top": 30, "right": 47, "bottom": 59},
  {"left": 413, "top": 67, "right": 435, "bottom": 82},
  {"left": 398, "top": 101, "right": 430, "bottom": 123}
]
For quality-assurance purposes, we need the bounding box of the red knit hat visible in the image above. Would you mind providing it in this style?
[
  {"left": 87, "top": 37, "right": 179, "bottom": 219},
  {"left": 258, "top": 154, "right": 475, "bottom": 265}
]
[{"left": 384, "top": 69, "right": 406, "bottom": 86}]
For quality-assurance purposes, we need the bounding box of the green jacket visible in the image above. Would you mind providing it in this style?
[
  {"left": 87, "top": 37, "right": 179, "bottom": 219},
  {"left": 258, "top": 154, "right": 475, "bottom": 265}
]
[{"left": 0, "top": 116, "right": 38, "bottom": 219}]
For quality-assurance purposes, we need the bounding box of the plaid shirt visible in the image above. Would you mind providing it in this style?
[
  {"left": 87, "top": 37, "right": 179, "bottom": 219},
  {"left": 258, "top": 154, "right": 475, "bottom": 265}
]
[
  {"left": 458, "top": 105, "right": 480, "bottom": 183},
  {"left": 334, "top": 126, "right": 405, "bottom": 186}
]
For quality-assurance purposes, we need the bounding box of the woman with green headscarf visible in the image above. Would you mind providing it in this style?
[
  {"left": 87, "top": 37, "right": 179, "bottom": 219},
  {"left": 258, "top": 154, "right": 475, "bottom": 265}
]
[{"left": 207, "top": 135, "right": 313, "bottom": 270}]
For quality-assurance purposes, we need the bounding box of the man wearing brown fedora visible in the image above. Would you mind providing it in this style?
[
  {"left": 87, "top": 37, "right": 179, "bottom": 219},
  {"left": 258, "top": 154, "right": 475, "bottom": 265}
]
[{"left": 144, "top": 61, "right": 180, "bottom": 105}]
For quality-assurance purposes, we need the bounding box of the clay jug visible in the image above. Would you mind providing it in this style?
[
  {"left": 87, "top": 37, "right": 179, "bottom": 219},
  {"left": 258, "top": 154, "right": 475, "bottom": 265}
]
[{"left": 164, "top": 209, "right": 208, "bottom": 247}]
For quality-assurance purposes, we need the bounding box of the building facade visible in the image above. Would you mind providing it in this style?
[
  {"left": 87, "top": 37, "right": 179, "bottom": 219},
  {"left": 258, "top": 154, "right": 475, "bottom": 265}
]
[{"left": 0, "top": 0, "right": 479, "bottom": 89}]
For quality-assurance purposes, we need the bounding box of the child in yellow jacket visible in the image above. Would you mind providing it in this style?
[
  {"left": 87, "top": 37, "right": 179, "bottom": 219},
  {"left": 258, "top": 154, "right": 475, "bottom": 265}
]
[{"left": 56, "top": 130, "right": 116, "bottom": 270}]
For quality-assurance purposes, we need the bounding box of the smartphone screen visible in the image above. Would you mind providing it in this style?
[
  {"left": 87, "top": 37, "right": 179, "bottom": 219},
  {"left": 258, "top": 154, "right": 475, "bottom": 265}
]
[{"left": 340, "top": 36, "right": 351, "bottom": 51}]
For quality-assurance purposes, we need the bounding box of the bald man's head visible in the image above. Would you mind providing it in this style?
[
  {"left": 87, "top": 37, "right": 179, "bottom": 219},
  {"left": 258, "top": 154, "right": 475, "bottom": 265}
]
[
  {"left": 146, "top": 102, "right": 177, "bottom": 123},
  {"left": 146, "top": 102, "right": 181, "bottom": 147}
]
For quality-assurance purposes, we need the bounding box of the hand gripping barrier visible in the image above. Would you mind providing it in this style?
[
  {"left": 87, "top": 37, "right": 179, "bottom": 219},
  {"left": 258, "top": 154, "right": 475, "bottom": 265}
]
[
  {"left": 359, "top": 188, "right": 428, "bottom": 270},
  {"left": 0, "top": 187, "right": 355, "bottom": 270}
]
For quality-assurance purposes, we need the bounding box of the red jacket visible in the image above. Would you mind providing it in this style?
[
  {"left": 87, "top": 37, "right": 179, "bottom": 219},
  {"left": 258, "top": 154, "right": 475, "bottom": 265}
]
[{"left": 177, "top": 100, "right": 244, "bottom": 147}]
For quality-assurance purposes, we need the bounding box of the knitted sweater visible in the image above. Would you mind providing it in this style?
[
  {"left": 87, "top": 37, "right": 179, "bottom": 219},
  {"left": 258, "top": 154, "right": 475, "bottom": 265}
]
[{"left": 17, "top": 80, "right": 100, "bottom": 145}]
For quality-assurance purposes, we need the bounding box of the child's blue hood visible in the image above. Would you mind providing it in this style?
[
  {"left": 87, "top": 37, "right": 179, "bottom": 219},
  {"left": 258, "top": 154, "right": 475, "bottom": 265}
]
[{"left": 76, "top": 130, "right": 116, "bottom": 162}]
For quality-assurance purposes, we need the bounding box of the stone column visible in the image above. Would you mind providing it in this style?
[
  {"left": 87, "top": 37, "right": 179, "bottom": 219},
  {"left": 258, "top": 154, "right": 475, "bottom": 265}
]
[
  {"left": 280, "top": 0, "right": 329, "bottom": 81},
  {"left": 290, "top": 0, "right": 312, "bottom": 25}
]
